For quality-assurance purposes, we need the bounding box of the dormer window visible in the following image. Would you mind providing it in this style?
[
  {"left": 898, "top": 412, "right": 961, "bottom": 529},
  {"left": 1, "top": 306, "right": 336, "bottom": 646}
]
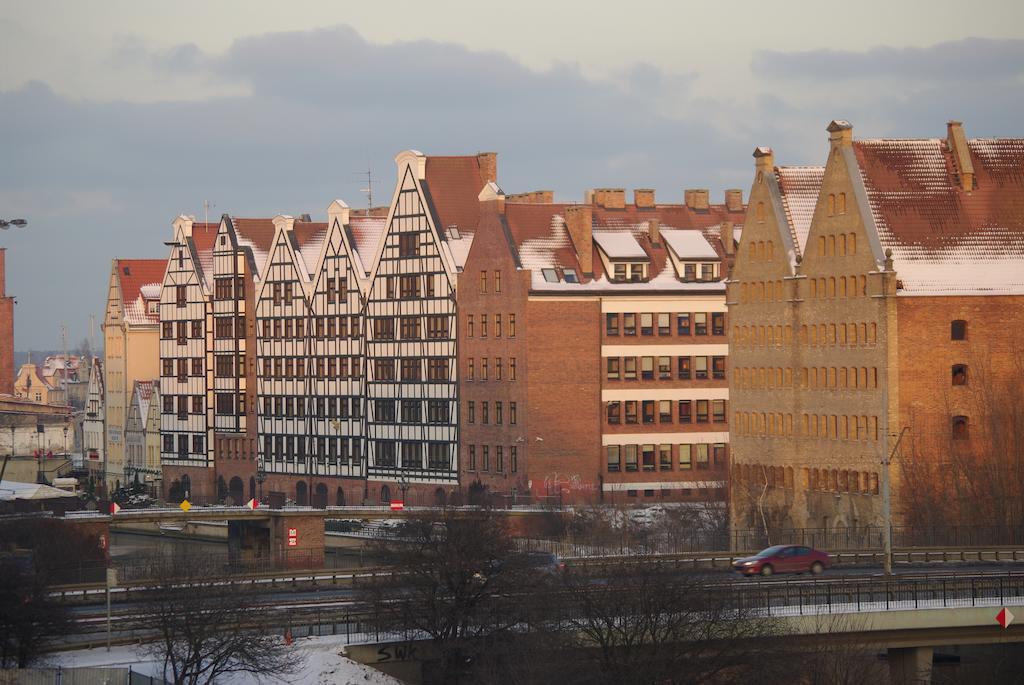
[
  {"left": 541, "top": 268, "right": 559, "bottom": 283},
  {"left": 148, "top": 301, "right": 158, "bottom": 315},
  {"left": 611, "top": 263, "right": 646, "bottom": 283},
  {"left": 563, "top": 268, "right": 579, "bottom": 283}
]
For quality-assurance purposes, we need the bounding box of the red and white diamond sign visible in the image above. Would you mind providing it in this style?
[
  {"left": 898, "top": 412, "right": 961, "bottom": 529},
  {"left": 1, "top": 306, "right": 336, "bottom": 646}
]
[
  {"left": 110, "top": 502, "right": 121, "bottom": 515},
  {"left": 997, "top": 607, "right": 1015, "bottom": 629},
  {"left": 246, "top": 498, "right": 259, "bottom": 510}
]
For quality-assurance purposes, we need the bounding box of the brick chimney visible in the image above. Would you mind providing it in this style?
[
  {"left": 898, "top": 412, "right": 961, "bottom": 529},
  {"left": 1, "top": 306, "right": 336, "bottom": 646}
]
[
  {"left": 648, "top": 218, "right": 661, "bottom": 246},
  {"left": 507, "top": 190, "right": 554, "bottom": 203},
  {"left": 753, "top": 146, "right": 774, "bottom": 173},
  {"left": 477, "top": 152, "right": 498, "bottom": 184},
  {"left": 634, "top": 189, "right": 656, "bottom": 209},
  {"left": 565, "top": 205, "right": 594, "bottom": 275},
  {"left": 685, "top": 189, "right": 709, "bottom": 210},
  {"left": 592, "top": 188, "right": 626, "bottom": 210},
  {"left": 721, "top": 221, "right": 735, "bottom": 255},
  {"left": 946, "top": 121, "right": 975, "bottom": 192},
  {"left": 725, "top": 189, "right": 744, "bottom": 212},
  {"left": 827, "top": 120, "right": 854, "bottom": 150},
  {"left": 327, "top": 199, "right": 350, "bottom": 229}
]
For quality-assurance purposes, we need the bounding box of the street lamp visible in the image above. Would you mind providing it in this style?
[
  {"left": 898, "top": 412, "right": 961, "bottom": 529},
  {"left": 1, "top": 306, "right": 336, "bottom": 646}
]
[
  {"left": 255, "top": 465, "right": 266, "bottom": 502},
  {"left": 396, "top": 472, "right": 410, "bottom": 505},
  {"left": 880, "top": 427, "right": 909, "bottom": 576},
  {"left": 0, "top": 219, "right": 27, "bottom": 229}
]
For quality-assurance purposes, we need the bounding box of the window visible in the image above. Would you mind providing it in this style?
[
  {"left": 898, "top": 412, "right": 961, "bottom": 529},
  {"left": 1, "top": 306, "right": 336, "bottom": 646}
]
[
  {"left": 401, "top": 400, "right": 422, "bottom": 423},
  {"left": 641, "top": 357, "right": 654, "bottom": 380},
  {"left": 509, "top": 314, "right": 516, "bottom": 337},
  {"left": 642, "top": 400, "right": 655, "bottom": 424},
  {"left": 658, "top": 357, "right": 671, "bottom": 380},
  {"left": 624, "top": 445, "right": 638, "bottom": 472},
  {"left": 678, "top": 400, "right": 692, "bottom": 423},
  {"left": 625, "top": 401, "right": 638, "bottom": 424},
  {"left": 677, "top": 357, "right": 691, "bottom": 380},
  {"left": 951, "top": 320, "right": 967, "bottom": 341},
  {"left": 494, "top": 270, "right": 501, "bottom": 293},
  {"left": 495, "top": 402, "right": 503, "bottom": 425},
  {"left": 624, "top": 357, "right": 637, "bottom": 380},
  {"left": 468, "top": 358, "right": 475, "bottom": 381},
  {"left": 712, "top": 356, "right": 726, "bottom": 380},
  {"left": 163, "top": 395, "right": 173, "bottom": 413},
  {"left": 374, "top": 317, "right": 395, "bottom": 340},
  {"left": 426, "top": 315, "right": 448, "bottom": 340},
  {"left": 712, "top": 312, "right": 725, "bottom": 336},
  {"left": 694, "top": 313, "right": 708, "bottom": 335},
  {"left": 215, "top": 355, "right": 233, "bottom": 378},
  {"left": 694, "top": 357, "right": 708, "bottom": 379},
  {"left": 659, "top": 400, "right": 672, "bottom": 423},
  {"left": 480, "top": 315, "right": 488, "bottom": 338},
  {"left": 176, "top": 285, "right": 187, "bottom": 307},
  {"left": 606, "top": 313, "right": 620, "bottom": 336},
  {"left": 541, "top": 268, "right": 558, "bottom": 283},
  {"left": 494, "top": 314, "right": 502, "bottom": 338},
  {"left": 468, "top": 445, "right": 477, "bottom": 471},
  {"left": 398, "top": 232, "right": 420, "bottom": 257},
  {"left": 192, "top": 435, "right": 204, "bottom": 455},
  {"left": 677, "top": 313, "right": 691, "bottom": 336},
  {"left": 607, "top": 402, "right": 621, "bottom": 424},
  {"left": 684, "top": 263, "right": 696, "bottom": 281},
  {"left": 428, "top": 400, "right": 450, "bottom": 423},
  {"left": 640, "top": 313, "right": 653, "bottom": 336},
  {"left": 374, "top": 359, "right": 395, "bottom": 381},
  {"left": 401, "top": 358, "right": 421, "bottom": 381},
  {"left": 657, "top": 313, "right": 670, "bottom": 336},
  {"left": 696, "top": 400, "right": 709, "bottom": 423},
  {"left": 176, "top": 321, "right": 187, "bottom": 345},
  {"left": 607, "top": 446, "right": 621, "bottom": 472},
  {"left": 659, "top": 444, "right": 672, "bottom": 470},
  {"left": 162, "top": 359, "right": 173, "bottom": 377},
  {"left": 482, "top": 402, "right": 490, "bottom": 425},
  {"left": 607, "top": 358, "right": 620, "bottom": 380},
  {"left": 468, "top": 401, "right": 475, "bottom": 423},
  {"left": 509, "top": 402, "right": 517, "bottom": 425},
  {"left": 713, "top": 443, "right": 727, "bottom": 467},
  {"left": 623, "top": 313, "right": 636, "bottom": 336},
  {"left": 401, "top": 316, "right": 422, "bottom": 340},
  {"left": 695, "top": 444, "right": 710, "bottom": 469},
  {"left": 374, "top": 400, "right": 396, "bottom": 423},
  {"left": 952, "top": 364, "right": 968, "bottom": 386},
  {"left": 215, "top": 393, "right": 235, "bottom": 416},
  {"left": 482, "top": 358, "right": 489, "bottom": 381},
  {"left": 678, "top": 444, "right": 692, "bottom": 469},
  {"left": 428, "top": 443, "right": 449, "bottom": 471},
  {"left": 952, "top": 415, "right": 969, "bottom": 439},
  {"left": 467, "top": 315, "right": 474, "bottom": 338},
  {"left": 399, "top": 275, "right": 420, "bottom": 299},
  {"left": 161, "top": 321, "right": 173, "bottom": 339},
  {"left": 642, "top": 444, "right": 655, "bottom": 471},
  {"left": 191, "top": 321, "right": 202, "bottom": 338},
  {"left": 700, "top": 263, "right": 716, "bottom": 281},
  {"left": 191, "top": 358, "right": 202, "bottom": 376},
  {"left": 480, "top": 270, "right": 487, "bottom": 293},
  {"left": 712, "top": 400, "right": 726, "bottom": 423},
  {"left": 563, "top": 268, "right": 578, "bottom": 283},
  {"left": 509, "top": 358, "right": 517, "bottom": 380}
]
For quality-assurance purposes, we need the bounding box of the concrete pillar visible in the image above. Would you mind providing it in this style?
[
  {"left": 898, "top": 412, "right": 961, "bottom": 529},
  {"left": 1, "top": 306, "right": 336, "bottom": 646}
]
[{"left": 888, "top": 646, "right": 932, "bottom": 685}]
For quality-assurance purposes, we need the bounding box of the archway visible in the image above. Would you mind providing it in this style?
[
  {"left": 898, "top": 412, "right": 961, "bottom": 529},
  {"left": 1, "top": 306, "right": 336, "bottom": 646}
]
[
  {"left": 335, "top": 487, "right": 345, "bottom": 507},
  {"left": 181, "top": 474, "right": 191, "bottom": 500},
  {"left": 228, "top": 477, "right": 244, "bottom": 506},
  {"left": 169, "top": 479, "right": 183, "bottom": 502},
  {"left": 217, "top": 476, "right": 228, "bottom": 503},
  {"left": 314, "top": 483, "right": 328, "bottom": 509},
  {"left": 434, "top": 488, "right": 446, "bottom": 507},
  {"left": 296, "top": 480, "right": 308, "bottom": 506},
  {"left": 380, "top": 484, "right": 391, "bottom": 504}
]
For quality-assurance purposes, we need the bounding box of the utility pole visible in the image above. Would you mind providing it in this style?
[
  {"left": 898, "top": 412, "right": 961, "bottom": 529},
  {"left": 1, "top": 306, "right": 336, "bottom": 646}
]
[{"left": 881, "top": 426, "right": 909, "bottom": 576}]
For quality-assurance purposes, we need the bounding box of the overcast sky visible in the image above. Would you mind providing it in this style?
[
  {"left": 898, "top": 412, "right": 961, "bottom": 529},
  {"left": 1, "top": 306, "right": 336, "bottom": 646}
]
[{"left": 1, "top": 1, "right": 1022, "bottom": 349}]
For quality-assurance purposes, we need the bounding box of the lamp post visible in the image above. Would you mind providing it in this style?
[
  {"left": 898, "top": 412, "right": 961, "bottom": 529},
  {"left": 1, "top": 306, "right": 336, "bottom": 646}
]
[
  {"left": 397, "top": 472, "right": 410, "bottom": 506},
  {"left": 0, "top": 219, "right": 27, "bottom": 229},
  {"left": 256, "top": 465, "right": 266, "bottom": 502},
  {"left": 880, "top": 427, "right": 909, "bottom": 576}
]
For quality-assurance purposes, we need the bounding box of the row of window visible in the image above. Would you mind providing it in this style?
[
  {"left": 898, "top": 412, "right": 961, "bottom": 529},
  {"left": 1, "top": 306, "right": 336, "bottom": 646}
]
[
  {"left": 262, "top": 395, "right": 364, "bottom": 420},
  {"left": 378, "top": 274, "right": 440, "bottom": 300},
  {"left": 370, "top": 399, "right": 452, "bottom": 424},
  {"left": 163, "top": 394, "right": 204, "bottom": 417},
  {"left": 605, "top": 312, "right": 725, "bottom": 337},
  {"left": 162, "top": 358, "right": 204, "bottom": 380},
  {"left": 732, "top": 322, "right": 878, "bottom": 348},
  {"left": 607, "top": 399, "right": 727, "bottom": 425},
  {"left": 162, "top": 433, "right": 205, "bottom": 456},
  {"left": 373, "top": 441, "right": 450, "bottom": 470},
  {"left": 606, "top": 442, "right": 727, "bottom": 472},
  {"left": 259, "top": 316, "right": 361, "bottom": 340},
  {"left": 466, "top": 444, "right": 518, "bottom": 473},
  {"left": 737, "top": 273, "right": 868, "bottom": 305},
  {"left": 263, "top": 434, "right": 362, "bottom": 461},
  {"left": 465, "top": 400, "right": 517, "bottom": 425},
  {"left": 466, "top": 357, "right": 518, "bottom": 381},
  {"left": 214, "top": 277, "right": 246, "bottom": 301},
  {"left": 465, "top": 313, "right": 516, "bottom": 338},
  {"left": 478, "top": 270, "right": 502, "bottom": 293},
  {"left": 606, "top": 355, "right": 726, "bottom": 381},
  {"left": 371, "top": 357, "right": 451, "bottom": 382},
  {"left": 733, "top": 366, "right": 880, "bottom": 391},
  {"left": 373, "top": 315, "right": 451, "bottom": 341},
  {"left": 259, "top": 356, "right": 361, "bottom": 380},
  {"left": 734, "top": 412, "right": 880, "bottom": 442},
  {"left": 735, "top": 463, "right": 880, "bottom": 496},
  {"left": 161, "top": 320, "right": 204, "bottom": 342}
]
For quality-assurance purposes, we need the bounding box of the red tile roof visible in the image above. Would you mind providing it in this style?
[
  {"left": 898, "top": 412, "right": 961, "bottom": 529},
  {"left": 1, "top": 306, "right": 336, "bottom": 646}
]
[
  {"left": 423, "top": 156, "right": 489, "bottom": 239},
  {"left": 115, "top": 259, "right": 165, "bottom": 326},
  {"left": 853, "top": 137, "right": 1024, "bottom": 294}
]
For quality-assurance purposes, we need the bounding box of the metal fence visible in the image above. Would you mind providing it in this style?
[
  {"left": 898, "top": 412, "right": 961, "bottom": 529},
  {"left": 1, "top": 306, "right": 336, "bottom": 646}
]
[{"left": 0, "top": 668, "right": 167, "bottom": 685}]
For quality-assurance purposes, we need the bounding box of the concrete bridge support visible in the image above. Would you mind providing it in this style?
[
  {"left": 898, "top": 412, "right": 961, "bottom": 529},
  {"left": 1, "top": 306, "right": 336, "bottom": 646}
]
[{"left": 888, "top": 646, "right": 933, "bottom": 685}]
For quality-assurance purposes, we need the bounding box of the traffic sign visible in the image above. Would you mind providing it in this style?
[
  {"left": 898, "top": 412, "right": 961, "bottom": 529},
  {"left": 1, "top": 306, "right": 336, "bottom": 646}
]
[
  {"left": 179, "top": 499, "right": 192, "bottom": 512},
  {"left": 287, "top": 537, "right": 298, "bottom": 547},
  {"left": 390, "top": 500, "right": 405, "bottom": 511},
  {"left": 246, "top": 498, "right": 259, "bottom": 510},
  {"left": 997, "top": 607, "right": 1015, "bottom": 629},
  {"left": 110, "top": 502, "right": 121, "bottom": 515},
  {"left": 287, "top": 527, "right": 298, "bottom": 547}
]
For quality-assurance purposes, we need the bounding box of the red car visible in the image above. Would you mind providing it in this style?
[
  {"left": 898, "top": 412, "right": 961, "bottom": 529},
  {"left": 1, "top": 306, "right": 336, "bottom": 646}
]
[{"left": 732, "top": 544, "right": 831, "bottom": 577}]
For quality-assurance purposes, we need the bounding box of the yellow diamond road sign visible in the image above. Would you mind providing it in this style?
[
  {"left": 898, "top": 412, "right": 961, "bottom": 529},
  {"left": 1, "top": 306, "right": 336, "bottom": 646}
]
[{"left": 179, "top": 499, "right": 192, "bottom": 512}]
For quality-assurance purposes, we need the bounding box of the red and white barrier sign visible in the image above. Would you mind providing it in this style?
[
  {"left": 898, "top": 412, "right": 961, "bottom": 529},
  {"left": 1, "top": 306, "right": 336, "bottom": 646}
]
[
  {"left": 246, "top": 498, "right": 259, "bottom": 510},
  {"left": 287, "top": 527, "right": 298, "bottom": 547},
  {"left": 110, "top": 502, "right": 121, "bottom": 515},
  {"left": 390, "top": 500, "right": 405, "bottom": 511}
]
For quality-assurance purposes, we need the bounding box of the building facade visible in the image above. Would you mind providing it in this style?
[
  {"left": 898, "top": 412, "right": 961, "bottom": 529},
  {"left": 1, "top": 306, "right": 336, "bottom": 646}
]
[{"left": 728, "top": 120, "right": 1024, "bottom": 532}]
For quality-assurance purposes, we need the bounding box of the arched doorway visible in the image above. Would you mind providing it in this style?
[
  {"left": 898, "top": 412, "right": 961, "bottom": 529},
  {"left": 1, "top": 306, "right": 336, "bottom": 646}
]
[
  {"left": 217, "top": 476, "right": 228, "bottom": 503},
  {"left": 380, "top": 484, "right": 391, "bottom": 504},
  {"left": 313, "top": 483, "right": 328, "bottom": 508},
  {"left": 228, "top": 477, "right": 244, "bottom": 506},
  {"left": 434, "top": 488, "right": 446, "bottom": 507},
  {"left": 335, "top": 487, "right": 345, "bottom": 507},
  {"left": 181, "top": 474, "right": 191, "bottom": 500},
  {"left": 296, "top": 481, "right": 308, "bottom": 506},
  {"left": 169, "top": 479, "right": 183, "bottom": 502}
]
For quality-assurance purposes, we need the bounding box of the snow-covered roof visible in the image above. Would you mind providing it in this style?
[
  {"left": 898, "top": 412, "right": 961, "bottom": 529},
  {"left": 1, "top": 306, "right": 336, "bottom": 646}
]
[
  {"left": 593, "top": 231, "right": 648, "bottom": 260},
  {"left": 0, "top": 480, "right": 77, "bottom": 501},
  {"left": 662, "top": 229, "right": 719, "bottom": 260}
]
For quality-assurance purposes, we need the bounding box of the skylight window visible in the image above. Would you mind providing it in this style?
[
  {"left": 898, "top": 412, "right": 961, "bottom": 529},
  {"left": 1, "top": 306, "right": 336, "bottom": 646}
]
[
  {"left": 447, "top": 225, "right": 461, "bottom": 240},
  {"left": 541, "top": 268, "right": 559, "bottom": 283},
  {"left": 563, "top": 268, "right": 579, "bottom": 283}
]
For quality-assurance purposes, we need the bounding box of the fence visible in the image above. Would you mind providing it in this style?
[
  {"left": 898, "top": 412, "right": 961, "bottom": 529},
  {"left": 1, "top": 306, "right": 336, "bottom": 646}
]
[{"left": 0, "top": 668, "right": 167, "bottom": 685}]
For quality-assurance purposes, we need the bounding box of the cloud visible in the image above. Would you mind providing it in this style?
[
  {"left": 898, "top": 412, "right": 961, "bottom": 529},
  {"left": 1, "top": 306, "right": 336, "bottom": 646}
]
[{"left": 755, "top": 37, "right": 1024, "bottom": 81}]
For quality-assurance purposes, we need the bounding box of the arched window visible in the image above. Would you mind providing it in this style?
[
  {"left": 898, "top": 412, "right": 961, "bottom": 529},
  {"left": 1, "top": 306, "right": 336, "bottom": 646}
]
[
  {"left": 839, "top": 234, "right": 847, "bottom": 256},
  {"left": 380, "top": 484, "right": 391, "bottom": 503},
  {"left": 952, "top": 416, "right": 969, "bottom": 439},
  {"left": 296, "top": 480, "right": 308, "bottom": 506},
  {"left": 952, "top": 364, "right": 968, "bottom": 386},
  {"left": 827, "top": 194, "right": 836, "bottom": 216},
  {"left": 336, "top": 487, "right": 345, "bottom": 507},
  {"left": 818, "top": 236, "right": 826, "bottom": 256},
  {"left": 828, "top": 235, "right": 836, "bottom": 256},
  {"left": 951, "top": 320, "right": 967, "bottom": 341},
  {"left": 228, "top": 476, "right": 244, "bottom": 506},
  {"left": 837, "top": 193, "right": 847, "bottom": 214},
  {"left": 756, "top": 202, "right": 765, "bottom": 222},
  {"left": 849, "top": 233, "right": 857, "bottom": 254},
  {"left": 181, "top": 474, "right": 191, "bottom": 499}
]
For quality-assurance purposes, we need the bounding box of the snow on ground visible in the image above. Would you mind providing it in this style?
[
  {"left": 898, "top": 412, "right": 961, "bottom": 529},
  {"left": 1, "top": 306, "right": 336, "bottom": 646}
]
[{"left": 51, "top": 635, "right": 402, "bottom": 685}]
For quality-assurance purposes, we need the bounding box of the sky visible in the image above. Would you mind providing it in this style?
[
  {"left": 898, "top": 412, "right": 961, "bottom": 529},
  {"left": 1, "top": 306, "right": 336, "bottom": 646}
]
[{"left": 1, "top": 0, "right": 1022, "bottom": 349}]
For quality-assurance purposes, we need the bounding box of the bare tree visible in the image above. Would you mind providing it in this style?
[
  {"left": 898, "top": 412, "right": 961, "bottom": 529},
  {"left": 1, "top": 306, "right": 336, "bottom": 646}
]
[
  {"left": 144, "top": 553, "right": 303, "bottom": 685},
  {"left": 359, "top": 510, "right": 523, "bottom": 684},
  {"left": 0, "top": 556, "right": 70, "bottom": 668}
]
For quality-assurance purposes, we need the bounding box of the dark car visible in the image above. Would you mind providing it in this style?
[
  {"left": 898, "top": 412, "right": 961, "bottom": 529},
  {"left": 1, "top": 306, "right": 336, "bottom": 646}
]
[{"left": 732, "top": 544, "right": 831, "bottom": 577}]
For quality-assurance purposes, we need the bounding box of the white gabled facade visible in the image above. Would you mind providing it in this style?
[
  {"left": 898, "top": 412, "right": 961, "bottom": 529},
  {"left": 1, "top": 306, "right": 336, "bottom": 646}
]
[
  {"left": 364, "top": 151, "right": 460, "bottom": 486},
  {"left": 159, "top": 216, "right": 212, "bottom": 470},
  {"left": 83, "top": 357, "right": 105, "bottom": 471}
]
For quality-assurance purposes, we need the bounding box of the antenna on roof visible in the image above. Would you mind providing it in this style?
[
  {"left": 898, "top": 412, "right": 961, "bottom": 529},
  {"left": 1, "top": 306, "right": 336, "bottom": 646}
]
[
  {"left": 204, "top": 200, "right": 216, "bottom": 227},
  {"left": 89, "top": 315, "right": 96, "bottom": 354},
  {"left": 355, "top": 169, "right": 374, "bottom": 211}
]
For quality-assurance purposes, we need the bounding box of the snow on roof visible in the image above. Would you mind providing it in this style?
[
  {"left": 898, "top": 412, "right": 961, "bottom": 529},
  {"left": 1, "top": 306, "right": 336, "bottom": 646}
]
[
  {"left": 853, "top": 137, "right": 1024, "bottom": 295},
  {"left": 661, "top": 229, "right": 719, "bottom": 260},
  {"left": 348, "top": 217, "right": 387, "bottom": 277},
  {"left": 0, "top": 480, "right": 77, "bottom": 501},
  {"left": 776, "top": 166, "right": 824, "bottom": 257},
  {"left": 115, "top": 259, "right": 164, "bottom": 327},
  {"left": 139, "top": 284, "right": 160, "bottom": 299},
  {"left": 593, "top": 231, "right": 648, "bottom": 260}
]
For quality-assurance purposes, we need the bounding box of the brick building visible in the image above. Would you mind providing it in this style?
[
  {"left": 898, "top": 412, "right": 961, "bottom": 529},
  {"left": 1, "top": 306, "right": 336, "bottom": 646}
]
[
  {"left": 156, "top": 150, "right": 743, "bottom": 505},
  {"left": 728, "top": 120, "right": 1024, "bottom": 532}
]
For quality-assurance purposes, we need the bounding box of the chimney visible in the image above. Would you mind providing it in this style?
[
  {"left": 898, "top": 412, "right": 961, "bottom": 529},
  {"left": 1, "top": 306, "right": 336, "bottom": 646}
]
[
  {"left": 272, "top": 215, "right": 295, "bottom": 233},
  {"left": 753, "top": 146, "right": 774, "bottom": 174},
  {"left": 477, "top": 182, "right": 505, "bottom": 213},
  {"left": 327, "top": 199, "right": 350, "bottom": 229},
  {"left": 507, "top": 190, "right": 553, "bottom": 204},
  {"left": 477, "top": 152, "right": 498, "bottom": 184},
  {"left": 300, "top": 213, "right": 312, "bottom": 223},
  {"left": 827, "top": 119, "right": 854, "bottom": 150},
  {"left": 685, "top": 189, "right": 709, "bottom": 210},
  {"left": 946, "top": 121, "right": 975, "bottom": 192},
  {"left": 725, "top": 189, "right": 744, "bottom": 212},
  {"left": 721, "top": 220, "right": 735, "bottom": 255},
  {"left": 592, "top": 188, "right": 625, "bottom": 209},
  {"left": 634, "top": 189, "right": 656, "bottom": 209},
  {"left": 564, "top": 205, "right": 594, "bottom": 275},
  {"left": 648, "top": 218, "right": 661, "bottom": 246},
  {"left": 0, "top": 248, "right": 5, "bottom": 298},
  {"left": 172, "top": 214, "right": 194, "bottom": 240}
]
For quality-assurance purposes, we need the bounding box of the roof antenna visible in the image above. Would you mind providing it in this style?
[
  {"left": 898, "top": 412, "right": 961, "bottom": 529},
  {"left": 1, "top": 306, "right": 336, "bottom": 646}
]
[
  {"left": 204, "top": 200, "right": 216, "bottom": 227},
  {"left": 356, "top": 169, "right": 373, "bottom": 211}
]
